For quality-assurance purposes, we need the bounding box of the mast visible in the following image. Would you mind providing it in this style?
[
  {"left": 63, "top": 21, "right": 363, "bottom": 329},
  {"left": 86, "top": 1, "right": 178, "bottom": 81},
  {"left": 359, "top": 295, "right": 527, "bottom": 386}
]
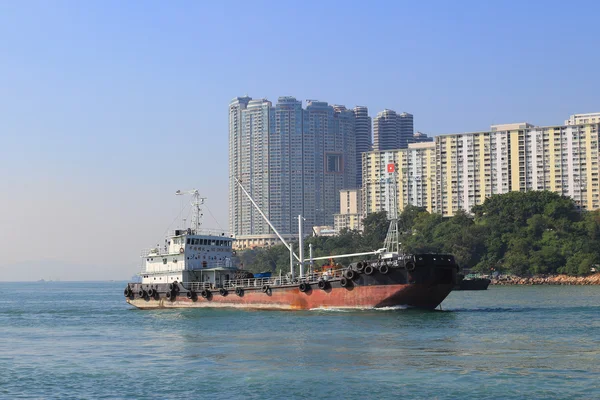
[
  {"left": 175, "top": 189, "right": 206, "bottom": 233},
  {"left": 383, "top": 161, "right": 401, "bottom": 254}
]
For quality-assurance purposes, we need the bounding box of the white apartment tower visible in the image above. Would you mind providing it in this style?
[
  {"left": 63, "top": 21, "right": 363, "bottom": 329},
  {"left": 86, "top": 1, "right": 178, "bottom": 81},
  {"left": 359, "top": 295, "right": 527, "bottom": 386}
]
[{"left": 228, "top": 97, "right": 272, "bottom": 238}]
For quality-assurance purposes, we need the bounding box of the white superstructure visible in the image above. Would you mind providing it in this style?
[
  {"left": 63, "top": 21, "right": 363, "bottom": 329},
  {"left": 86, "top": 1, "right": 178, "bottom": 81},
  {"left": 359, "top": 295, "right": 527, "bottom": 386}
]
[{"left": 139, "top": 190, "right": 235, "bottom": 286}]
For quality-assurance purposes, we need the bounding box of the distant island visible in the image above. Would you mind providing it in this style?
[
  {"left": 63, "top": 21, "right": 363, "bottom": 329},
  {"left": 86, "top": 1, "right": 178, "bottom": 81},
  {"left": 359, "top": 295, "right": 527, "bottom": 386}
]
[{"left": 236, "top": 191, "right": 600, "bottom": 280}]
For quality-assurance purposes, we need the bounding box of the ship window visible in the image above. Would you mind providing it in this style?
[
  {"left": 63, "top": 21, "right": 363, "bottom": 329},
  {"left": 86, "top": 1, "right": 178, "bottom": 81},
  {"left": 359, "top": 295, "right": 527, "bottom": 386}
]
[
  {"left": 186, "top": 239, "right": 190, "bottom": 244},
  {"left": 211, "top": 241, "right": 216, "bottom": 246},
  {"left": 163, "top": 258, "right": 167, "bottom": 264}
]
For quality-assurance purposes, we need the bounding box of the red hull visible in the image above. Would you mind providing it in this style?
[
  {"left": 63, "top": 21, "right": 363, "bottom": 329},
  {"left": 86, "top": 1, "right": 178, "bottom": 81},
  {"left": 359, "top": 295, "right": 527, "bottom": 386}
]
[{"left": 127, "top": 283, "right": 453, "bottom": 310}]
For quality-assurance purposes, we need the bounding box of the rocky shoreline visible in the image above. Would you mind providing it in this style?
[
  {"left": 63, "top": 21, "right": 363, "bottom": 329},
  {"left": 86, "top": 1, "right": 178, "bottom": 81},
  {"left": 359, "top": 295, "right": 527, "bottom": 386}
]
[{"left": 491, "top": 273, "right": 600, "bottom": 285}]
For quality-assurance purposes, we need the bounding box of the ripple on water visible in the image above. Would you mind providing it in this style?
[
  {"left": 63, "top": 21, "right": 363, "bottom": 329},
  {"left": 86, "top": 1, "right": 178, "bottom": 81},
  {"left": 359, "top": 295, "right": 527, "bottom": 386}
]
[{"left": 0, "top": 282, "right": 599, "bottom": 399}]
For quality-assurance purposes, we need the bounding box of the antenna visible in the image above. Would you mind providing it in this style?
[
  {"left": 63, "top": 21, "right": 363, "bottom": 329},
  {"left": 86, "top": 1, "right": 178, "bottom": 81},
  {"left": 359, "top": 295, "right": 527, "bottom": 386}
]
[{"left": 175, "top": 189, "right": 206, "bottom": 234}]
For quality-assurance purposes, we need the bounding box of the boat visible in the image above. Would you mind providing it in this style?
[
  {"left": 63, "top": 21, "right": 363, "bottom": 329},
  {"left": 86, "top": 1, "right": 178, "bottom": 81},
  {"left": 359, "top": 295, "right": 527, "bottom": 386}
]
[
  {"left": 124, "top": 181, "right": 459, "bottom": 310},
  {"left": 454, "top": 274, "right": 491, "bottom": 290}
]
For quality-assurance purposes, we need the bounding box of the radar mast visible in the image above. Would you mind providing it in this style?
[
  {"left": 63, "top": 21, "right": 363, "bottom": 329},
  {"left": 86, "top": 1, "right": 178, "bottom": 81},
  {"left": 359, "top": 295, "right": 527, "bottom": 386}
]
[{"left": 175, "top": 189, "right": 206, "bottom": 234}]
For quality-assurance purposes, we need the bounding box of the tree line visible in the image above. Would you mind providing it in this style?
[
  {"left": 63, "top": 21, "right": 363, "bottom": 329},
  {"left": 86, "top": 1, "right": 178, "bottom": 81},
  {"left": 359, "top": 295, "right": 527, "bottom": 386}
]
[{"left": 234, "top": 191, "right": 600, "bottom": 276}]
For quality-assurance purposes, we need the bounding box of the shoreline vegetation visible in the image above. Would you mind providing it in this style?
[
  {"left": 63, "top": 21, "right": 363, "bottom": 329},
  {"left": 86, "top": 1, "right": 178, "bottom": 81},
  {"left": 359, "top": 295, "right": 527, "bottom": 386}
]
[
  {"left": 491, "top": 273, "right": 600, "bottom": 285},
  {"left": 237, "top": 191, "right": 600, "bottom": 277}
]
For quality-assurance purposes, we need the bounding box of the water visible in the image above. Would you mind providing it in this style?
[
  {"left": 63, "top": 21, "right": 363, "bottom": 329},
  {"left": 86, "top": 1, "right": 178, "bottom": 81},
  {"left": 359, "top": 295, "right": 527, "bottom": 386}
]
[{"left": 1, "top": 283, "right": 599, "bottom": 399}]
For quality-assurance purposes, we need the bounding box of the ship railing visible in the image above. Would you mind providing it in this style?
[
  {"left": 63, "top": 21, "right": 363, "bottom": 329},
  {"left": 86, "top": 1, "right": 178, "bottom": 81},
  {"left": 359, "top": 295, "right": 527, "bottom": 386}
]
[
  {"left": 168, "top": 229, "right": 231, "bottom": 238},
  {"left": 185, "top": 282, "right": 214, "bottom": 291},
  {"left": 220, "top": 267, "right": 349, "bottom": 290},
  {"left": 140, "top": 248, "right": 169, "bottom": 257}
]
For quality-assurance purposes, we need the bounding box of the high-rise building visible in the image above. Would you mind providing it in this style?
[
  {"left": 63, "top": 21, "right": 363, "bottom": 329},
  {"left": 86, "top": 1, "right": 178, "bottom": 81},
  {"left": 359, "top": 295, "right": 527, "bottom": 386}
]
[
  {"left": 269, "top": 96, "right": 306, "bottom": 236},
  {"left": 307, "top": 101, "right": 356, "bottom": 227},
  {"left": 398, "top": 112, "right": 414, "bottom": 149},
  {"left": 333, "top": 105, "right": 357, "bottom": 190},
  {"left": 353, "top": 106, "right": 372, "bottom": 187},
  {"left": 229, "top": 96, "right": 358, "bottom": 248},
  {"left": 229, "top": 96, "right": 252, "bottom": 237},
  {"left": 373, "top": 109, "right": 414, "bottom": 151},
  {"left": 373, "top": 109, "right": 398, "bottom": 151}
]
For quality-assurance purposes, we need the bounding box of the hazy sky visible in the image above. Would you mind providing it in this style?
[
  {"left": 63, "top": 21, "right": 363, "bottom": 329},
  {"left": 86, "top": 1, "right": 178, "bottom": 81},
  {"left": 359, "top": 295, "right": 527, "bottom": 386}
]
[{"left": 1, "top": 0, "right": 599, "bottom": 281}]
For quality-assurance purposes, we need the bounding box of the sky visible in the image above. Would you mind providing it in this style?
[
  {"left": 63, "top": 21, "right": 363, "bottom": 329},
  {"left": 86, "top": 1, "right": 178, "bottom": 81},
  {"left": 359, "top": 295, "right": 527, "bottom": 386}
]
[{"left": 1, "top": 0, "right": 599, "bottom": 281}]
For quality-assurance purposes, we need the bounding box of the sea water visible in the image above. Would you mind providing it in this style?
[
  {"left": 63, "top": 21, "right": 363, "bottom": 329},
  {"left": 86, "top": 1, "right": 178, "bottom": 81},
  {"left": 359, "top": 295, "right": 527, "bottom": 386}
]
[{"left": 1, "top": 282, "right": 599, "bottom": 399}]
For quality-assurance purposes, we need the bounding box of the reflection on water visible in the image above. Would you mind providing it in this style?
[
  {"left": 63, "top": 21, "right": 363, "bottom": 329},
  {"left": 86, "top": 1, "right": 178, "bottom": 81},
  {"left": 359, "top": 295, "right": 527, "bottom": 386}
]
[{"left": 0, "top": 282, "right": 599, "bottom": 399}]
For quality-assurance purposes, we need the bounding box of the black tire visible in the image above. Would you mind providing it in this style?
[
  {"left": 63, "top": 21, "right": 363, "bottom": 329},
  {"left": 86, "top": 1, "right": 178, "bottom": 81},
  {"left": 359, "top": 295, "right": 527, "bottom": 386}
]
[
  {"left": 340, "top": 277, "right": 349, "bottom": 287},
  {"left": 166, "top": 291, "right": 172, "bottom": 300},
  {"left": 235, "top": 287, "right": 243, "bottom": 297},
  {"left": 138, "top": 290, "right": 145, "bottom": 297},
  {"left": 405, "top": 261, "right": 416, "bottom": 271},
  {"left": 186, "top": 291, "right": 194, "bottom": 299},
  {"left": 124, "top": 287, "right": 130, "bottom": 297},
  {"left": 346, "top": 269, "right": 357, "bottom": 280},
  {"left": 219, "top": 288, "right": 227, "bottom": 296},
  {"left": 168, "top": 283, "right": 175, "bottom": 291},
  {"left": 262, "top": 285, "right": 270, "bottom": 293},
  {"left": 356, "top": 262, "right": 365, "bottom": 273},
  {"left": 364, "top": 265, "right": 374, "bottom": 275},
  {"left": 299, "top": 282, "right": 309, "bottom": 292},
  {"left": 318, "top": 280, "right": 328, "bottom": 290},
  {"left": 379, "top": 265, "right": 389, "bottom": 275},
  {"left": 201, "top": 289, "right": 210, "bottom": 298},
  {"left": 147, "top": 288, "right": 154, "bottom": 297}
]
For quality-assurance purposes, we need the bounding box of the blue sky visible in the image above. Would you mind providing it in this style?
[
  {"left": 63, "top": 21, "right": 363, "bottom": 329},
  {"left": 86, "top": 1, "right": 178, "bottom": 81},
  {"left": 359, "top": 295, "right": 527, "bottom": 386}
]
[{"left": 1, "top": 0, "right": 599, "bottom": 280}]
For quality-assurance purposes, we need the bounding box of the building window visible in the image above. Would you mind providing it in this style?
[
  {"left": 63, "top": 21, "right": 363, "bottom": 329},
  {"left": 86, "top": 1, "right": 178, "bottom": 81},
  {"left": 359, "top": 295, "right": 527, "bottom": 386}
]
[{"left": 326, "top": 153, "right": 343, "bottom": 173}]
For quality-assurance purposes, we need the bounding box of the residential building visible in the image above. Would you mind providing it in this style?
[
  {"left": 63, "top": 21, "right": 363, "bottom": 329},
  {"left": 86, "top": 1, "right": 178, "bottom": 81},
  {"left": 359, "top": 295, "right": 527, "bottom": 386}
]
[
  {"left": 229, "top": 96, "right": 359, "bottom": 249},
  {"left": 269, "top": 96, "right": 306, "bottom": 236},
  {"left": 229, "top": 96, "right": 259, "bottom": 238},
  {"left": 333, "top": 189, "right": 363, "bottom": 232},
  {"left": 362, "top": 142, "right": 437, "bottom": 216},
  {"left": 412, "top": 131, "right": 433, "bottom": 144},
  {"left": 353, "top": 106, "right": 372, "bottom": 187},
  {"left": 373, "top": 109, "right": 414, "bottom": 151},
  {"left": 362, "top": 118, "right": 600, "bottom": 217},
  {"left": 565, "top": 112, "right": 600, "bottom": 126},
  {"left": 373, "top": 109, "right": 398, "bottom": 151},
  {"left": 398, "top": 112, "right": 414, "bottom": 149}
]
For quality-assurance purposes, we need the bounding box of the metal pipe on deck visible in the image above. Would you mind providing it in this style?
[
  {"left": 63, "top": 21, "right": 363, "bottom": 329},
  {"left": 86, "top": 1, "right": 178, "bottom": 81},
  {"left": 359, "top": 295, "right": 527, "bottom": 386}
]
[
  {"left": 290, "top": 243, "right": 295, "bottom": 280},
  {"left": 298, "top": 215, "right": 304, "bottom": 278},
  {"left": 303, "top": 250, "right": 379, "bottom": 262},
  {"left": 309, "top": 243, "right": 313, "bottom": 273},
  {"left": 234, "top": 177, "right": 300, "bottom": 262}
]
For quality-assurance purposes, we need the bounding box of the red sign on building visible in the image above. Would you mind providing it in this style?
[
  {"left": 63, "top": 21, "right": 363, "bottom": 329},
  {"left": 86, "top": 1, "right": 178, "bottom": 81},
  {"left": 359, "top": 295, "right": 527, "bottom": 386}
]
[{"left": 387, "top": 163, "right": 395, "bottom": 173}]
